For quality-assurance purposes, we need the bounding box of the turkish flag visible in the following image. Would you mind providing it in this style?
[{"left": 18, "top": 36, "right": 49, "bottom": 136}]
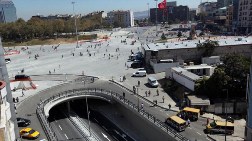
[{"left": 158, "top": 0, "right": 167, "bottom": 10}]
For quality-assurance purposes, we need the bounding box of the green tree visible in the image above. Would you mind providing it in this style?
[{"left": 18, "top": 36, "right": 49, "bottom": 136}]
[
  {"left": 197, "top": 40, "right": 219, "bottom": 57},
  {"left": 161, "top": 33, "right": 167, "bottom": 40},
  {"left": 177, "top": 31, "right": 182, "bottom": 38}
]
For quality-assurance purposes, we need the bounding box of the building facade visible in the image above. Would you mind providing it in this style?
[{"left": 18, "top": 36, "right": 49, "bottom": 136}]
[
  {"left": 238, "top": 0, "right": 252, "bottom": 34},
  {"left": 217, "top": 0, "right": 233, "bottom": 8},
  {"left": 150, "top": 5, "right": 189, "bottom": 23},
  {"left": 107, "top": 10, "right": 134, "bottom": 27},
  {"left": 0, "top": 0, "right": 17, "bottom": 23},
  {"left": 226, "top": 5, "right": 233, "bottom": 30},
  {"left": 245, "top": 57, "right": 252, "bottom": 140}
]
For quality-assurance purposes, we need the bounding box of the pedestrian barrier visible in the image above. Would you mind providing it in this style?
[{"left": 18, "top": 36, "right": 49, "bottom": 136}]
[{"left": 37, "top": 88, "right": 189, "bottom": 141}]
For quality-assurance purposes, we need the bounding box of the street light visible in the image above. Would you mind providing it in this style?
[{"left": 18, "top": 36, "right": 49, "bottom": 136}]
[
  {"left": 71, "top": 1, "right": 79, "bottom": 48},
  {"left": 154, "top": 0, "right": 158, "bottom": 36},
  {"left": 147, "top": 3, "right": 150, "bottom": 24},
  {"left": 223, "top": 89, "right": 229, "bottom": 141}
]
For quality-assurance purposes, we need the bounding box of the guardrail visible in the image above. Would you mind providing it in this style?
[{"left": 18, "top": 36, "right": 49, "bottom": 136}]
[{"left": 37, "top": 88, "right": 189, "bottom": 141}]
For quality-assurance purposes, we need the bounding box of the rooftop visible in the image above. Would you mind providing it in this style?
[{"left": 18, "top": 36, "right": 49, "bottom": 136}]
[
  {"left": 144, "top": 36, "right": 252, "bottom": 51},
  {"left": 172, "top": 67, "right": 201, "bottom": 81}
]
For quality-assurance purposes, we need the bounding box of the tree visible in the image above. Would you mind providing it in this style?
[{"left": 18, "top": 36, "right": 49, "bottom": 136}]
[
  {"left": 195, "top": 54, "right": 250, "bottom": 99},
  {"left": 177, "top": 31, "right": 182, "bottom": 38},
  {"left": 161, "top": 33, "right": 167, "bottom": 40},
  {"left": 197, "top": 40, "right": 219, "bottom": 57}
]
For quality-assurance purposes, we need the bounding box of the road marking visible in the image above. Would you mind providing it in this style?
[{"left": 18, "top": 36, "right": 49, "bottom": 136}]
[
  {"left": 94, "top": 118, "right": 99, "bottom": 123},
  {"left": 58, "top": 125, "right": 62, "bottom": 130},
  {"left": 64, "top": 134, "right": 68, "bottom": 139},
  {"left": 206, "top": 137, "right": 212, "bottom": 141},
  {"left": 188, "top": 127, "right": 192, "bottom": 130},
  {"left": 196, "top": 132, "right": 202, "bottom": 135},
  {"left": 102, "top": 132, "right": 111, "bottom": 141},
  {"left": 102, "top": 126, "right": 108, "bottom": 131}
]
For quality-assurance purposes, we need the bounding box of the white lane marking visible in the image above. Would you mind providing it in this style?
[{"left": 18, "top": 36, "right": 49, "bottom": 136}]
[
  {"left": 206, "top": 137, "right": 212, "bottom": 141},
  {"left": 196, "top": 132, "right": 202, "bottom": 135},
  {"left": 58, "top": 125, "right": 62, "bottom": 130},
  {"left": 188, "top": 127, "right": 192, "bottom": 129},
  {"left": 102, "top": 132, "right": 111, "bottom": 141},
  {"left": 94, "top": 118, "right": 99, "bottom": 123},
  {"left": 64, "top": 134, "right": 68, "bottom": 139},
  {"left": 102, "top": 126, "right": 108, "bottom": 131}
]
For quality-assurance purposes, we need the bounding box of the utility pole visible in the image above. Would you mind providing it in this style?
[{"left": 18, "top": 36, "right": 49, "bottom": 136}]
[
  {"left": 155, "top": 0, "right": 158, "bottom": 36},
  {"left": 72, "top": 1, "right": 79, "bottom": 48}
]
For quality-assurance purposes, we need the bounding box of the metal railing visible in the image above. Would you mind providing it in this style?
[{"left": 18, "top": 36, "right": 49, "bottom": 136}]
[{"left": 37, "top": 88, "right": 189, "bottom": 141}]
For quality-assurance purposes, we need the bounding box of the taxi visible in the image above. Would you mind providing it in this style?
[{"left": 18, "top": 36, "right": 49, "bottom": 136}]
[{"left": 20, "top": 128, "right": 40, "bottom": 139}]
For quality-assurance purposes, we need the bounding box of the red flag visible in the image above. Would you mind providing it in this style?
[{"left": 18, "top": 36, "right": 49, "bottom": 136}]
[{"left": 158, "top": 0, "right": 167, "bottom": 10}]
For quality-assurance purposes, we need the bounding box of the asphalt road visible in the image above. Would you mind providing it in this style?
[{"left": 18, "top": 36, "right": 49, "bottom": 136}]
[{"left": 16, "top": 73, "right": 211, "bottom": 141}]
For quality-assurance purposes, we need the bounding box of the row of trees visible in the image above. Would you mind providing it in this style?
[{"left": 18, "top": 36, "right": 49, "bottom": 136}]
[{"left": 0, "top": 13, "right": 103, "bottom": 42}]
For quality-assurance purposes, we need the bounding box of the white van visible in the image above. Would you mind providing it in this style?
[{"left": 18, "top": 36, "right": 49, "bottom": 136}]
[
  {"left": 132, "top": 70, "right": 146, "bottom": 77},
  {"left": 148, "top": 77, "right": 159, "bottom": 87}
]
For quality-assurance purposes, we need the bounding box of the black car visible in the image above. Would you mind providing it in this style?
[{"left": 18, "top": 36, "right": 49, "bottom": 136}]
[
  {"left": 15, "top": 75, "right": 30, "bottom": 80},
  {"left": 17, "top": 117, "right": 31, "bottom": 127}
]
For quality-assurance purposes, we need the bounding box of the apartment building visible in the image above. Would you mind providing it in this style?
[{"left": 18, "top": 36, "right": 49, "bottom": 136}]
[
  {"left": 107, "top": 10, "right": 134, "bottom": 27},
  {"left": 238, "top": 0, "right": 252, "bottom": 34}
]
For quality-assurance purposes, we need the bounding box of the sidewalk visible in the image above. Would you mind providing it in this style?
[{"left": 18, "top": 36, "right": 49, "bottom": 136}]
[{"left": 116, "top": 76, "right": 180, "bottom": 112}]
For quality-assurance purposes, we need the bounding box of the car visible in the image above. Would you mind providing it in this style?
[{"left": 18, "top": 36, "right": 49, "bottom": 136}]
[
  {"left": 5, "top": 58, "right": 11, "bottom": 64},
  {"left": 17, "top": 117, "right": 31, "bottom": 127},
  {"left": 20, "top": 128, "right": 40, "bottom": 139},
  {"left": 14, "top": 74, "right": 30, "bottom": 80},
  {"left": 132, "top": 70, "right": 146, "bottom": 77}
]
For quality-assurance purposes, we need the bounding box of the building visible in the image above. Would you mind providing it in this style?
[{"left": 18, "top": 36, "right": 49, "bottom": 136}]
[
  {"left": 226, "top": 5, "right": 233, "bottom": 31},
  {"left": 107, "top": 10, "right": 134, "bottom": 27},
  {"left": 245, "top": 57, "right": 252, "bottom": 141},
  {"left": 0, "top": 38, "right": 18, "bottom": 140},
  {"left": 167, "top": 1, "right": 177, "bottom": 7},
  {"left": 232, "top": 0, "right": 239, "bottom": 33},
  {"left": 217, "top": 0, "right": 233, "bottom": 8},
  {"left": 189, "top": 9, "right": 197, "bottom": 21},
  {"left": 143, "top": 36, "right": 252, "bottom": 66},
  {"left": 0, "top": 0, "right": 17, "bottom": 23},
  {"left": 237, "top": 0, "right": 252, "bottom": 34},
  {"left": 150, "top": 5, "right": 189, "bottom": 23}
]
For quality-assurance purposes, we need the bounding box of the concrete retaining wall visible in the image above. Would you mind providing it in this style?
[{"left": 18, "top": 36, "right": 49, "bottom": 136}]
[{"left": 115, "top": 101, "right": 177, "bottom": 141}]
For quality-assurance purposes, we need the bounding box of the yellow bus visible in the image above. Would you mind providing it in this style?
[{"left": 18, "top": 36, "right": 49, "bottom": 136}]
[
  {"left": 205, "top": 121, "right": 234, "bottom": 135},
  {"left": 177, "top": 107, "right": 200, "bottom": 121},
  {"left": 165, "top": 116, "right": 187, "bottom": 132}
]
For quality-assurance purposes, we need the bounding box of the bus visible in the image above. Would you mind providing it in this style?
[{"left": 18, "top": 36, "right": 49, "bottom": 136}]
[
  {"left": 165, "top": 116, "right": 187, "bottom": 132},
  {"left": 205, "top": 121, "right": 234, "bottom": 135},
  {"left": 177, "top": 107, "right": 200, "bottom": 121}
]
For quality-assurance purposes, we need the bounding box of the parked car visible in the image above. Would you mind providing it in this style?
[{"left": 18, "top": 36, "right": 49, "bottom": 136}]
[
  {"left": 131, "top": 60, "right": 143, "bottom": 68},
  {"left": 5, "top": 58, "right": 11, "bottom": 64},
  {"left": 15, "top": 74, "right": 30, "bottom": 80},
  {"left": 148, "top": 77, "right": 159, "bottom": 87},
  {"left": 132, "top": 70, "right": 146, "bottom": 77},
  {"left": 17, "top": 117, "right": 31, "bottom": 127},
  {"left": 20, "top": 128, "right": 40, "bottom": 139}
]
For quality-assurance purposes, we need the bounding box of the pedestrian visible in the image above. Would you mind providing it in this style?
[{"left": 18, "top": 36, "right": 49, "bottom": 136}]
[
  {"left": 168, "top": 104, "right": 171, "bottom": 110},
  {"left": 49, "top": 70, "right": 51, "bottom": 74},
  {"left": 120, "top": 76, "right": 122, "bottom": 82},
  {"left": 16, "top": 97, "right": 19, "bottom": 102},
  {"left": 187, "top": 119, "right": 191, "bottom": 127},
  {"left": 138, "top": 80, "right": 140, "bottom": 86},
  {"left": 125, "top": 62, "right": 126, "bottom": 67},
  {"left": 123, "top": 75, "right": 126, "bottom": 81},
  {"left": 54, "top": 69, "right": 55, "bottom": 73},
  {"left": 14, "top": 104, "right": 16, "bottom": 110},
  {"left": 141, "top": 103, "right": 144, "bottom": 110},
  {"left": 21, "top": 90, "right": 25, "bottom": 97},
  {"left": 156, "top": 89, "right": 159, "bottom": 96},
  {"left": 13, "top": 97, "right": 15, "bottom": 103},
  {"left": 162, "top": 96, "right": 165, "bottom": 103},
  {"left": 145, "top": 91, "right": 148, "bottom": 97},
  {"left": 148, "top": 90, "right": 151, "bottom": 96},
  {"left": 62, "top": 55, "right": 63, "bottom": 58}
]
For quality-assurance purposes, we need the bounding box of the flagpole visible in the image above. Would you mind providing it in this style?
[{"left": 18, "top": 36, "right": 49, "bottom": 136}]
[{"left": 155, "top": 0, "right": 158, "bottom": 37}]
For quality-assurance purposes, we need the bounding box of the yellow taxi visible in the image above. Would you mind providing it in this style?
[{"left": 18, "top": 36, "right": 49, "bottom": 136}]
[{"left": 20, "top": 128, "right": 40, "bottom": 139}]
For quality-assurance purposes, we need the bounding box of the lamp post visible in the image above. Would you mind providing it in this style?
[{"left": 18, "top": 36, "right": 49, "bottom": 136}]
[
  {"left": 155, "top": 0, "right": 158, "bottom": 36},
  {"left": 147, "top": 3, "right": 150, "bottom": 24},
  {"left": 71, "top": 1, "right": 79, "bottom": 48},
  {"left": 223, "top": 89, "right": 229, "bottom": 141}
]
